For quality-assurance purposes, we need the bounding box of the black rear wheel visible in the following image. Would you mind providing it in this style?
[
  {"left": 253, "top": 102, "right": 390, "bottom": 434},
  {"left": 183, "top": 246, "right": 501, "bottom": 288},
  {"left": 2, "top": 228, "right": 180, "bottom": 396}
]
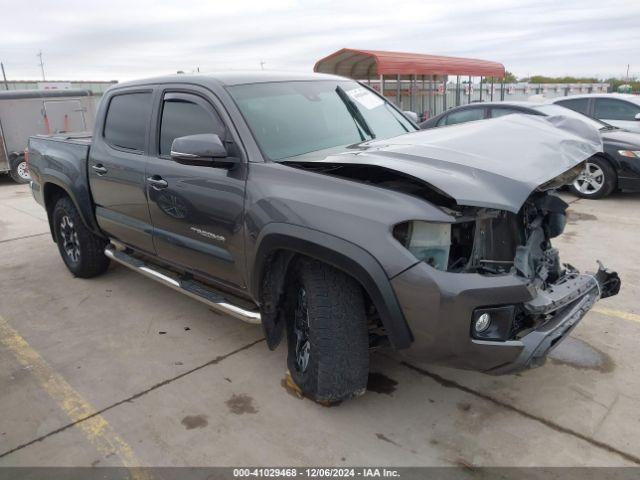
[
  {"left": 286, "top": 259, "right": 369, "bottom": 403},
  {"left": 52, "top": 197, "right": 110, "bottom": 278}
]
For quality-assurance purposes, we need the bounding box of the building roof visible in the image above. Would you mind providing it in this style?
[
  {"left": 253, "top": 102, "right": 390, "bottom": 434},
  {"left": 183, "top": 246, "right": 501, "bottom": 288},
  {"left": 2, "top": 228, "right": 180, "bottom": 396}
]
[
  {"left": 0, "top": 89, "right": 92, "bottom": 100},
  {"left": 314, "top": 48, "right": 505, "bottom": 78}
]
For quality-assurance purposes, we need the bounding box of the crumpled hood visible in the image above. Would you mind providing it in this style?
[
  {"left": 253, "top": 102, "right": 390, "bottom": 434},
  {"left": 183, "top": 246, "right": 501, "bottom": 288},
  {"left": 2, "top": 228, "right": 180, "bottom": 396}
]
[{"left": 290, "top": 114, "right": 602, "bottom": 213}]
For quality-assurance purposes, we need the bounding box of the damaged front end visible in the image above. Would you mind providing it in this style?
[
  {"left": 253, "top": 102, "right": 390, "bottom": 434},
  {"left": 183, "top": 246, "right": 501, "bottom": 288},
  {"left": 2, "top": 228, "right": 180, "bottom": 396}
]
[
  {"left": 283, "top": 114, "right": 620, "bottom": 373},
  {"left": 391, "top": 186, "right": 620, "bottom": 373}
]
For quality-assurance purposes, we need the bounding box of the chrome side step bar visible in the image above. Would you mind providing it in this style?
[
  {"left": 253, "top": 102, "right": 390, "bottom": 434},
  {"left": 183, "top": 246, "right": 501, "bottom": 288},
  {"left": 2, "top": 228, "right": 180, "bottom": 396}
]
[{"left": 104, "top": 246, "right": 261, "bottom": 325}]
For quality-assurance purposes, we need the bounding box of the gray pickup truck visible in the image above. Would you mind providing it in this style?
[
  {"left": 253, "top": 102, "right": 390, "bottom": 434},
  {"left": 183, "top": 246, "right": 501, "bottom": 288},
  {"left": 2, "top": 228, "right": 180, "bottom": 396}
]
[{"left": 28, "top": 72, "right": 620, "bottom": 403}]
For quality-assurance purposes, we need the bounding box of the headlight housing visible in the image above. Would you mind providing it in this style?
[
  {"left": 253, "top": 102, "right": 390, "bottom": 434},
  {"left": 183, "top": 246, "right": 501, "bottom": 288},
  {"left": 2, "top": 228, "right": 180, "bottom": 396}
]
[
  {"left": 618, "top": 150, "right": 640, "bottom": 158},
  {"left": 393, "top": 221, "right": 451, "bottom": 271}
]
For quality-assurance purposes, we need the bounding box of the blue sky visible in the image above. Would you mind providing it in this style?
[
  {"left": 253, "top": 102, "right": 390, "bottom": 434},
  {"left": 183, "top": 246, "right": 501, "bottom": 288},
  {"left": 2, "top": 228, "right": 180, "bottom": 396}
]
[{"left": 1, "top": 0, "right": 638, "bottom": 81}]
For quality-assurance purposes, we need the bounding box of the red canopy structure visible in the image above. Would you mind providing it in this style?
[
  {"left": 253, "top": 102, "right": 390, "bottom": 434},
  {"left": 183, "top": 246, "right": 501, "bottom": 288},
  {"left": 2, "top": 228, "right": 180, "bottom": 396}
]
[{"left": 314, "top": 48, "right": 505, "bottom": 78}]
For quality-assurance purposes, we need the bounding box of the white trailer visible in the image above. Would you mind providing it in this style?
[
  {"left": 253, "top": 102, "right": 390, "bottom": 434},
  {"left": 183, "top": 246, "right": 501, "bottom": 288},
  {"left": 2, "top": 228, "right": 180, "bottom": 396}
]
[{"left": 0, "top": 89, "right": 97, "bottom": 183}]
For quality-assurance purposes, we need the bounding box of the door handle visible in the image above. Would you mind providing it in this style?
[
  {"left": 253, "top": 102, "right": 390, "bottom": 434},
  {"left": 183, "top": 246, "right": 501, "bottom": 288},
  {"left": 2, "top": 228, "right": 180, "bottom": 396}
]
[
  {"left": 92, "top": 164, "right": 108, "bottom": 175},
  {"left": 147, "top": 176, "right": 168, "bottom": 190}
]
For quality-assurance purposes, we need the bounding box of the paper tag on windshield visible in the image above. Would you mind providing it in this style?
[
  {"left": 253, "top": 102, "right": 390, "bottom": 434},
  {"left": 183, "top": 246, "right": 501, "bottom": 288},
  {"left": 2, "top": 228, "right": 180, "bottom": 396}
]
[{"left": 346, "top": 87, "right": 384, "bottom": 110}]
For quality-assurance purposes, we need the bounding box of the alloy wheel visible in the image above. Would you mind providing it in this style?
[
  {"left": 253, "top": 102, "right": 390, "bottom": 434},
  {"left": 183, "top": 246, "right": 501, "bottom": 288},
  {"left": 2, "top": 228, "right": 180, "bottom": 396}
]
[
  {"left": 293, "top": 287, "right": 311, "bottom": 373},
  {"left": 59, "top": 215, "right": 81, "bottom": 263},
  {"left": 573, "top": 162, "right": 604, "bottom": 195},
  {"left": 16, "top": 160, "right": 30, "bottom": 181}
]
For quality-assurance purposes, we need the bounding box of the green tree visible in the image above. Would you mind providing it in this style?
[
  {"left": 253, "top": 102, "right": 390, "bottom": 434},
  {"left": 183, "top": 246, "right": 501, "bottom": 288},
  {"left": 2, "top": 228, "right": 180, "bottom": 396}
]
[{"left": 503, "top": 70, "right": 517, "bottom": 83}]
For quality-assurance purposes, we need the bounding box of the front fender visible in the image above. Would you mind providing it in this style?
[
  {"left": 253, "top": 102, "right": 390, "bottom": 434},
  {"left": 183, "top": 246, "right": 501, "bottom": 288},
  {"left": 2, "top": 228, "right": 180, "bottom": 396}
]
[{"left": 252, "top": 223, "right": 414, "bottom": 350}]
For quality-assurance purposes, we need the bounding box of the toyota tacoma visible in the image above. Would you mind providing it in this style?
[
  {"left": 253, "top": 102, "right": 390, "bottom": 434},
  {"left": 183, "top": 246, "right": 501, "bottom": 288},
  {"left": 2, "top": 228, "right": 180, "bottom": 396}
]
[{"left": 27, "top": 72, "right": 620, "bottom": 402}]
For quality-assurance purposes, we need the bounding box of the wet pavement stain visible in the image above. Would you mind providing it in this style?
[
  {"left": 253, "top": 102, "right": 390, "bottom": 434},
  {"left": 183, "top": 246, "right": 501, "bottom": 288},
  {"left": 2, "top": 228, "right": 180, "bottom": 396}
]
[
  {"left": 226, "top": 394, "right": 258, "bottom": 415},
  {"left": 181, "top": 414, "right": 208, "bottom": 430},
  {"left": 375, "top": 433, "right": 401, "bottom": 447},
  {"left": 567, "top": 211, "right": 598, "bottom": 224},
  {"left": 367, "top": 372, "right": 398, "bottom": 395},
  {"left": 457, "top": 402, "right": 471, "bottom": 412},
  {"left": 549, "top": 337, "right": 614, "bottom": 373}
]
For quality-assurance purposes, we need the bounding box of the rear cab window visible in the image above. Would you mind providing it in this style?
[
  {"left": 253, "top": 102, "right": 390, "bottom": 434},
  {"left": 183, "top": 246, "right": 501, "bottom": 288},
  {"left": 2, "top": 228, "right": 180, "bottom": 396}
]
[{"left": 103, "top": 92, "right": 152, "bottom": 152}]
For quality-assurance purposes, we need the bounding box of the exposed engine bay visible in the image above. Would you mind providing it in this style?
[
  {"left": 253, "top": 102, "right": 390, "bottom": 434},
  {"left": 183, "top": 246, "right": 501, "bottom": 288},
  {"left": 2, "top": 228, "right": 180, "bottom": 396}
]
[
  {"left": 438, "top": 193, "right": 570, "bottom": 281},
  {"left": 286, "top": 159, "right": 620, "bottom": 342},
  {"left": 286, "top": 160, "right": 576, "bottom": 279}
]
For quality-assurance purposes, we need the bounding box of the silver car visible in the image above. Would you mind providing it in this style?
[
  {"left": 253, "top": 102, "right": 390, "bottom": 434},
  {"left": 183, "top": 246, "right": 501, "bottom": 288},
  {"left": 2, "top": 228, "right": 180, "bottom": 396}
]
[{"left": 551, "top": 94, "right": 640, "bottom": 133}]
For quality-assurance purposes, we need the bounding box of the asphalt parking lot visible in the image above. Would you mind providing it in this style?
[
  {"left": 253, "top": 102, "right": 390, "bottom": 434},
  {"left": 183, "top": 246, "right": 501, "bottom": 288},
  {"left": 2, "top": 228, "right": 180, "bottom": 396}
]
[{"left": 1, "top": 175, "right": 639, "bottom": 468}]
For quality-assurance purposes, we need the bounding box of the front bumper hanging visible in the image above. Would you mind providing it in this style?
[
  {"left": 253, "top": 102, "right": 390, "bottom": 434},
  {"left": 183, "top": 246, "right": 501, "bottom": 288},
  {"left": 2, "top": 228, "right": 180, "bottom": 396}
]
[{"left": 488, "top": 263, "right": 620, "bottom": 375}]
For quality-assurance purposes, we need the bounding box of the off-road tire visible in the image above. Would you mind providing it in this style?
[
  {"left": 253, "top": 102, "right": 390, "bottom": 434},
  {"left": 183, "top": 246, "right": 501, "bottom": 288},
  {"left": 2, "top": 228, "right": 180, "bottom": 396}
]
[
  {"left": 9, "top": 155, "right": 30, "bottom": 184},
  {"left": 570, "top": 156, "right": 616, "bottom": 199},
  {"left": 52, "top": 196, "right": 110, "bottom": 278},
  {"left": 286, "top": 259, "right": 369, "bottom": 403}
]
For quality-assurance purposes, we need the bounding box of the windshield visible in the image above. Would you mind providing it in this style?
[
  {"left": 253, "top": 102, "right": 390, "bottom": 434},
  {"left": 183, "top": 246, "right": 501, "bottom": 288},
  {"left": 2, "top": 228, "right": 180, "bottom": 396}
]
[
  {"left": 533, "top": 104, "right": 610, "bottom": 130},
  {"left": 228, "top": 80, "right": 416, "bottom": 160}
]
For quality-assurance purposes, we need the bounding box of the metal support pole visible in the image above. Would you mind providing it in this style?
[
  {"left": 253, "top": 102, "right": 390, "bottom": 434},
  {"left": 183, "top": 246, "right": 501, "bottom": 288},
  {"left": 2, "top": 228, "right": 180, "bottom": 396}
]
[
  {"left": 500, "top": 79, "right": 505, "bottom": 100},
  {"left": 456, "top": 75, "right": 460, "bottom": 106},
  {"left": 468, "top": 76, "right": 472, "bottom": 104},
  {"left": 426, "top": 76, "right": 430, "bottom": 117},
  {"left": 1, "top": 62, "right": 8, "bottom": 90},
  {"left": 431, "top": 75, "right": 436, "bottom": 116},
  {"left": 380, "top": 74, "right": 384, "bottom": 99},
  {"left": 421, "top": 76, "right": 425, "bottom": 116},
  {"left": 396, "top": 74, "right": 401, "bottom": 108},
  {"left": 479, "top": 76, "right": 483, "bottom": 102},
  {"left": 410, "top": 74, "right": 416, "bottom": 111},
  {"left": 442, "top": 75, "right": 447, "bottom": 113},
  {"left": 490, "top": 77, "right": 494, "bottom": 101}
]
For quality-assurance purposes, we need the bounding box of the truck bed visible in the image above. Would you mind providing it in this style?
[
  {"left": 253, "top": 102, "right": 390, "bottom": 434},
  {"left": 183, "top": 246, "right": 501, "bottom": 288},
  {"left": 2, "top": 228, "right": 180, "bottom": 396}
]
[
  {"left": 28, "top": 133, "right": 96, "bottom": 234},
  {"left": 31, "top": 132, "right": 93, "bottom": 146}
]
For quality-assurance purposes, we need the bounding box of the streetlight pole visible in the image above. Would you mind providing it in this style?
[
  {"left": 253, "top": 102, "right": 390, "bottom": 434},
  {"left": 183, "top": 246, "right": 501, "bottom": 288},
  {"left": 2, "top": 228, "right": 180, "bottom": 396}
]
[
  {"left": 37, "top": 50, "right": 46, "bottom": 81},
  {"left": 1, "top": 62, "right": 8, "bottom": 90}
]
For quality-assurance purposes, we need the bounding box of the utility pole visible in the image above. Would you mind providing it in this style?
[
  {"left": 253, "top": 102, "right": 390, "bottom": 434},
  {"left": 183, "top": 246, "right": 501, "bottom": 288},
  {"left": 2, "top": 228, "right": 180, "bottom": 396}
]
[
  {"left": 37, "top": 50, "right": 46, "bottom": 80},
  {"left": 260, "top": 60, "right": 266, "bottom": 71},
  {"left": 626, "top": 64, "right": 630, "bottom": 82},
  {"left": 1, "top": 62, "right": 8, "bottom": 90}
]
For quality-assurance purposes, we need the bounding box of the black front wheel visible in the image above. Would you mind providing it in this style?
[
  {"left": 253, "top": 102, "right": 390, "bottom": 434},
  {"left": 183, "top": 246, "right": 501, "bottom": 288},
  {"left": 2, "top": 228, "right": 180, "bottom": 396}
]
[
  {"left": 52, "top": 197, "right": 110, "bottom": 278},
  {"left": 286, "top": 259, "right": 369, "bottom": 403}
]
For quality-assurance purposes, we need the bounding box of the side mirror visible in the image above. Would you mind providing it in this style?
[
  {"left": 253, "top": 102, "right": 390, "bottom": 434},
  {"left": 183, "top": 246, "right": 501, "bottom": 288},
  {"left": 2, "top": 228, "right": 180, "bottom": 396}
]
[
  {"left": 403, "top": 111, "right": 419, "bottom": 123},
  {"left": 170, "top": 134, "right": 238, "bottom": 167},
  {"left": 634, "top": 113, "right": 640, "bottom": 121}
]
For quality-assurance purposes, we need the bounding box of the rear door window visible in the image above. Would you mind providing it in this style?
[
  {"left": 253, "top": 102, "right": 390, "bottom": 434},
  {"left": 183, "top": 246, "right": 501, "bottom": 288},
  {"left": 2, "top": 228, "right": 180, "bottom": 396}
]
[
  {"left": 103, "top": 92, "right": 152, "bottom": 152},
  {"left": 444, "top": 108, "right": 485, "bottom": 125},
  {"left": 159, "top": 93, "right": 226, "bottom": 156},
  {"left": 489, "top": 107, "right": 521, "bottom": 118},
  {"left": 555, "top": 98, "right": 590, "bottom": 115},
  {"left": 594, "top": 98, "right": 640, "bottom": 120}
]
